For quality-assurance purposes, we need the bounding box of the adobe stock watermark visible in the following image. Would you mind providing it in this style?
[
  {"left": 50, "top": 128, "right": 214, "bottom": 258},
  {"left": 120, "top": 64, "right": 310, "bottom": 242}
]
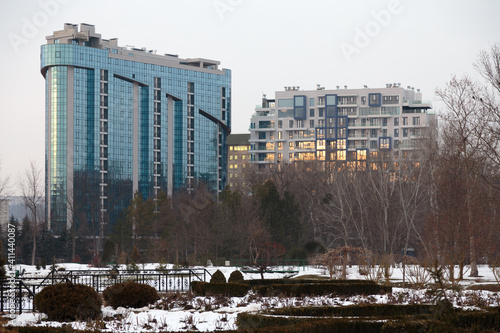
[
  {"left": 339, "top": 0, "right": 403, "bottom": 64},
  {"left": 8, "top": 0, "right": 72, "bottom": 53},
  {"left": 213, "top": 0, "right": 243, "bottom": 21}
]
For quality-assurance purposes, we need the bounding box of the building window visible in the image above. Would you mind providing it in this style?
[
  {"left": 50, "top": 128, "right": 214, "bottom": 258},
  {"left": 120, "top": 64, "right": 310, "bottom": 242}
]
[
  {"left": 278, "top": 131, "right": 282, "bottom": 139},
  {"left": 278, "top": 142, "right": 283, "bottom": 150},
  {"left": 310, "top": 108, "right": 314, "bottom": 117},
  {"left": 289, "top": 132, "right": 293, "bottom": 139},
  {"left": 259, "top": 132, "right": 266, "bottom": 139},
  {"left": 310, "top": 98, "right": 315, "bottom": 106},
  {"left": 370, "top": 140, "right": 377, "bottom": 149},
  {"left": 403, "top": 128, "right": 408, "bottom": 137},
  {"left": 278, "top": 120, "right": 282, "bottom": 128},
  {"left": 382, "top": 118, "right": 387, "bottom": 126},
  {"left": 403, "top": 117, "right": 408, "bottom": 125},
  {"left": 379, "top": 137, "right": 391, "bottom": 150},
  {"left": 413, "top": 116, "right": 420, "bottom": 125},
  {"left": 394, "top": 118, "right": 399, "bottom": 126},
  {"left": 289, "top": 120, "right": 294, "bottom": 128},
  {"left": 310, "top": 119, "right": 314, "bottom": 128},
  {"left": 394, "top": 129, "right": 399, "bottom": 137},
  {"left": 319, "top": 108, "right": 324, "bottom": 117}
]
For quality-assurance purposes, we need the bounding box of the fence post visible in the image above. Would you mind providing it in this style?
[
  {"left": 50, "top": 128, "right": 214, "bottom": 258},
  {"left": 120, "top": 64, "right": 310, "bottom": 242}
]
[
  {"left": 32, "top": 285, "right": 36, "bottom": 312},
  {"left": 18, "top": 281, "right": 22, "bottom": 315},
  {"left": 1, "top": 281, "right": 3, "bottom": 313}
]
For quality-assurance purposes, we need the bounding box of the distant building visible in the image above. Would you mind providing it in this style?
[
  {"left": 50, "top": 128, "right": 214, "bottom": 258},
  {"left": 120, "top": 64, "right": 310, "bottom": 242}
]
[
  {"left": 249, "top": 85, "right": 434, "bottom": 170},
  {"left": 41, "top": 23, "right": 231, "bottom": 234},
  {"left": 227, "top": 134, "right": 250, "bottom": 189},
  {"left": 0, "top": 199, "right": 8, "bottom": 229}
]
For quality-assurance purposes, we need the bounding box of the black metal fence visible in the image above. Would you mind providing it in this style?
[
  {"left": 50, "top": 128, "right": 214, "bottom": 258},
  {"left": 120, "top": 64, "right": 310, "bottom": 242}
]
[{"left": 0, "top": 268, "right": 212, "bottom": 315}]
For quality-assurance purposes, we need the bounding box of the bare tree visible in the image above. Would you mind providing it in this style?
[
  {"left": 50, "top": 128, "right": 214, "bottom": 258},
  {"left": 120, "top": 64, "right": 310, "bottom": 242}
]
[
  {"left": 19, "top": 161, "right": 44, "bottom": 265},
  {"left": 366, "top": 157, "right": 399, "bottom": 255},
  {"left": 436, "top": 76, "right": 488, "bottom": 277},
  {"left": 473, "top": 44, "right": 500, "bottom": 188}
]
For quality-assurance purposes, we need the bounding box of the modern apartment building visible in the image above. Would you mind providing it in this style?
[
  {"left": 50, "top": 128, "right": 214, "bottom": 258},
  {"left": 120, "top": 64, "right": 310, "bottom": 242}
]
[
  {"left": 227, "top": 134, "right": 250, "bottom": 189},
  {"left": 0, "top": 199, "right": 8, "bottom": 229},
  {"left": 249, "top": 85, "right": 434, "bottom": 170},
  {"left": 41, "top": 23, "right": 231, "bottom": 234}
]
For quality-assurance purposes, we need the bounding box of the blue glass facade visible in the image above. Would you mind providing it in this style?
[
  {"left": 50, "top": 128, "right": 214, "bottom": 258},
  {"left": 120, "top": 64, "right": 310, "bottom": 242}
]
[{"left": 41, "top": 26, "right": 231, "bottom": 234}]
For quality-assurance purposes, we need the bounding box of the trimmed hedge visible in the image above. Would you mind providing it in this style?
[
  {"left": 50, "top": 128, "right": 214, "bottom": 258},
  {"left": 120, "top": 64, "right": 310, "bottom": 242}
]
[
  {"left": 228, "top": 270, "right": 244, "bottom": 283},
  {"left": 13, "top": 327, "right": 95, "bottom": 333},
  {"left": 237, "top": 314, "right": 386, "bottom": 332},
  {"left": 210, "top": 269, "right": 227, "bottom": 283},
  {"left": 192, "top": 279, "right": 390, "bottom": 297},
  {"left": 454, "top": 309, "right": 500, "bottom": 330},
  {"left": 237, "top": 313, "right": 315, "bottom": 329},
  {"left": 242, "top": 279, "right": 372, "bottom": 286},
  {"left": 255, "top": 283, "right": 392, "bottom": 296},
  {"left": 238, "top": 307, "right": 500, "bottom": 332},
  {"left": 191, "top": 281, "right": 251, "bottom": 297},
  {"left": 270, "top": 304, "right": 436, "bottom": 317},
  {"left": 33, "top": 282, "right": 101, "bottom": 322},
  {"left": 103, "top": 281, "right": 159, "bottom": 308}
]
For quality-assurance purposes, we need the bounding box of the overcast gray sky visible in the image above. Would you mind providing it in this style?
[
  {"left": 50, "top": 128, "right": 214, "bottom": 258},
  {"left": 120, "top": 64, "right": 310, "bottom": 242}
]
[{"left": 0, "top": 0, "right": 499, "bottom": 194}]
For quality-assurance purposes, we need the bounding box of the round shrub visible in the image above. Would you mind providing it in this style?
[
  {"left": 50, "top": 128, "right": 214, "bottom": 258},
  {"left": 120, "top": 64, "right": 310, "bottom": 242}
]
[
  {"left": 34, "top": 282, "right": 102, "bottom": 322},
  {"left": 210, "top": 269, "right": 226, "bottom": 283},
  {"left": 228, "top": 270, "right": 244, "bottom": 283},
  {"left": 103, "top": 281, "right": 159, "bottom": 308}
]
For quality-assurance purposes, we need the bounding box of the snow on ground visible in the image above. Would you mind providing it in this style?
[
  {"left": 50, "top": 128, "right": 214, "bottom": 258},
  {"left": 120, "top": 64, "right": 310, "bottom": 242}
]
[{"left": 5, "top": 264, "right": 500, "bottom": 332}]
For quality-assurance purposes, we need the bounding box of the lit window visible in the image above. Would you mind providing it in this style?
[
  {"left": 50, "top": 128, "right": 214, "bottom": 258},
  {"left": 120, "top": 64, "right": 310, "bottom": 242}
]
[{"left": 338, "top": 150, "right": 346, "bottom": 160}]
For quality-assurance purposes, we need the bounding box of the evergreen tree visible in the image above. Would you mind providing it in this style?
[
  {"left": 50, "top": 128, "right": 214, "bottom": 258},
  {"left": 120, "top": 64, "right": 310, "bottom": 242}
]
[
  {"left": 256, "top": 180, "right": 302, "bottom": 252},
  {"left": 18, "top": 215, "right": 33, "bottom": 264}
]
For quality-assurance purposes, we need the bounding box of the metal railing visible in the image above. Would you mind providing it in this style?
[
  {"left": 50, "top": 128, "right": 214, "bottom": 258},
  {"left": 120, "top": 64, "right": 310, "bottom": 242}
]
[{"left": 0, "top": 268, "right": 212, "bottom": 314}]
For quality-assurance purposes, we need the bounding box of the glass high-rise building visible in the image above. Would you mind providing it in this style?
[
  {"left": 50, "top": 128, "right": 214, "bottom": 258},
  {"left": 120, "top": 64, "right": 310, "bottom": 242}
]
[{"left": 41, "top": 23, "right": 231, "bottom": 234}]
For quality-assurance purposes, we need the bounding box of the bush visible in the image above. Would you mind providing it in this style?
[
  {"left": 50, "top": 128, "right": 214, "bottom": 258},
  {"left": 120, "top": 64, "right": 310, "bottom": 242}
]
[
  {"left": 34, "top": 282, "right": 101, "bottom": 322},
  {"left": 103, "top": 281, "right": 159, "bottom": 308},
  {"left": 228, "top": 270, "right": 244, "bottom": 283},
  {"left": 210, "top": 269, "right": 226, "bottom": 283}
]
